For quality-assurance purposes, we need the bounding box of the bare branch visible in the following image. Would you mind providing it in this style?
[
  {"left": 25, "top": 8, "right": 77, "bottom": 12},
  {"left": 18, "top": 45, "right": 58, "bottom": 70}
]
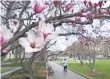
[
  {"left": 5, "top": 1, "right": 15, "bottom": 30},
  {"left": 8, "top": 44, "right": 21, "bottom": 52},
  {"left": 14, "top": 1, "right": 30, "bottom": 35},
  {"left": 54, "top": 19, "right": 93, "bottom": 27}
]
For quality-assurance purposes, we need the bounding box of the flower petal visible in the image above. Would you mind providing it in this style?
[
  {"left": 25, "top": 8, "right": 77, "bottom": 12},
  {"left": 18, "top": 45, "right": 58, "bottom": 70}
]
[
  {"left": 46, "top": 33, "right": 58, "bottom": 40},
  {"left": 2, "top": 40, "right": 8, "bottom": 46},
  {"left": 25, "top": 46, "right": 35, "bottom": 53},
  {"left": 19, "top": 37, "right": 36, "bottom": 53},
  {"left": 33, "top": 47, "right": 42, "bottom": 52},
  {"left": 38, "top": 20, "right": 54, "bottom": 33},
  {"left": 2, "top": 29, "right": 13, "bottom": 41},
  {"left": 38, "top": 20, "right": 45, "bottom": 32},
  {"left": 2, "top": 48, "right": 8, "bottom": 54},
  {"left": 35, "top": 33, "right": 45, "bottom": 47},
  {"left": 34, "top": 2, "right": 42, "bottom": 14},
  {"left": 44, "top": 23, "right": 54, "bottom": 33},
  {"left": 33, "top": 0, "right": 48, "bottom": 14},
  {"left": 33, "top": 41, "right": 45, "bottom": 52},
  {"left": 27, "top": 30, "right": 37, "bottom": 43},
  {"left": 39, "top": 14, "right": 46, "bottom": 21},
  {"left": 19, "top": 37, "right": 30, "bottom": 48},
  {"left": 0, "top": 34, "right": 4, "bottom": 46}
]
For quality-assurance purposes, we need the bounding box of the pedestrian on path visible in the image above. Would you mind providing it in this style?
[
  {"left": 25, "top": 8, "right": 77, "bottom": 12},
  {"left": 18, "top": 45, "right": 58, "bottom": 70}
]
[{"left": 63, "top": 58, "right": 68, "bottom": 72}]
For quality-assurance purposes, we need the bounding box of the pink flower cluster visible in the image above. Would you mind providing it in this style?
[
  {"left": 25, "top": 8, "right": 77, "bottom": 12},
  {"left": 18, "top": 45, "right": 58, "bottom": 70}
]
[
  {"left": 0, "top": 27, "right": 13, "bottom": 56},
  {"left": 19, "top": 20, "right": 57, "bottom": 53}
]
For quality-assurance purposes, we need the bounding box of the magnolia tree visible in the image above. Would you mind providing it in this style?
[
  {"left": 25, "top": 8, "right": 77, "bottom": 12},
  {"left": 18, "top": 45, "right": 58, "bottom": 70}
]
[
  {"left": 0, "top": 0, "right": 110, "bottom": 78},
  {"left": 66, "top": 36, "right": 110, "bottom": 72},
  {"left": 77, "top": 37, "right": 107, "bottom": 72},
  {"left": 66, "top": 41, "right": 86, "bottom": 65},
  {"left": 97, "top": 39, "right": 110, "bottom": 57}
]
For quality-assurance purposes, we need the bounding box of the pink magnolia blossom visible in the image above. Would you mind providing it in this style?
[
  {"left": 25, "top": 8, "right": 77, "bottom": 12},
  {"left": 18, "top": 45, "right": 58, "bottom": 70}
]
[
  {"left": 81, "top": 8, "right": 87, "bottom": 13},
  {"left": 38, "top": 20, "right": 55, "bottom": 39},
  {"left": 98, "top": 1, "right": 103, "bottom": 8},
  {"left": 86, "top": 11, "right": 93, "bottom": 21},
  {"left": 101, "top": 9, "right": 106, "bottom": 14},
  {"left": 93, "top": 27, "right": 100, "bottom": 34},
  {"left": 43, "top": 33, "right": 51, "bottom": 39},
  {"left": 75, "top": 12, "right": 82, "bottom": 17},
  {"left": 107, "top": 9, "right": 110, "bottom": 15},
  {"left": 65, "top": 2, "right": 74, "bottom": 12},
  {"left": 53, "top": 0, "right": 61, "bottom": 8},
  {"left": 19, "top": 31, "right": 45, "bottom": 53},
  {"left": 12, "top": 19, "right": 18, "bottom": 25},
  {"left": 72, "top": 22, "right": 76, "bottom": 27},
  {"left": 0, "top": 27, "right": 13, "bottom": 48},
  {"left": 45, "top": 1, "right": 50, "bottom": 5},
  {"left": 88, "top": 1, "right": 93, "bottom": 8},
  {"left": 84, "top": 0, "right": 87, "bottom": 6},
  {"left": 93, "top": 3, "right": 98, "bottom": 8},
  {"left": 78, "top": 36, "right": 90, "bottom": 45},
  {"left": 75, "top": 17, "right": 81, "bottom": 21},
  {"left": 2, "top": 48, "right": 8, "bottom": 54},
  {"left": 97, "top": 8, "right": 101, "bottom": 14},
  {"left": 19, "top": 21, "right": 57, "bottom": 53},
  {"left": 97, "top": 9, "right": 106, "bottom": 14},
  {"left": 0, "top": 35, "right": 7, "bottom": 49},
  {"left": 34, "top": 1, "right": 49, "bottom": 14},
  {"left": 0, "top": 36, "right": 8, "bottom": 49},
  {"left": 78, "top": 25, "right": 85, "bottom": 34},
  {"left": 0, "top": 26, "right": 13, "bottom": 56}
]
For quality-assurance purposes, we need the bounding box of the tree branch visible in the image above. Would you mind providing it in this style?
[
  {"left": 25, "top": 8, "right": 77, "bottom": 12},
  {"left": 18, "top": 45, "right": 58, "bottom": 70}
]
[
  {"left": 2, "top": 22, "right": 38, "bottom": 49},
  {"left": 14, "top": 1, "right": 30, "bottom": 35},
  {"left": 5, "top": 1, "right": 15, "bottom": 30},
  {"left": 8, "top": 44, "right": 21, "bottom": 52},
  {"left": 54, "top": 20, "right": 93, "bottom": 27},
  {"left": 47, "top": 13, "right": 110, "bottom": 23}
]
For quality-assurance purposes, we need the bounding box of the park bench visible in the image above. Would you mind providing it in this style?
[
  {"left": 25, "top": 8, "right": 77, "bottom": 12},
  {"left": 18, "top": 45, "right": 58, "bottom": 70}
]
[{"left": 48, "top": 66, "right": 54, "bottom": 75}]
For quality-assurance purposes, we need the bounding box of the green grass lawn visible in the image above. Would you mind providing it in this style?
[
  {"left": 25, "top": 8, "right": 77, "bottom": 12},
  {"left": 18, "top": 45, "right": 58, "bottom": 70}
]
[
  {"left": 34, "top": 62, "right": 46, "bottom": 70},
  {"left": 3, "top": 58, "right": 23, "bottom": 63},
  {"left": 68, "top": 59, "right": 110, "bottom": 79},
  {"left": 2, "top": 63, "right": 22, "bottom": 67}
]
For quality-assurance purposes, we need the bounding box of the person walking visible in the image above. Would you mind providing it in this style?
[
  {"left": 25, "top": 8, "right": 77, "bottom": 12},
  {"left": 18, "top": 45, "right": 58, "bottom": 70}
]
[{"left": 63, "top": 58, "right": 68, "bottom": 72}]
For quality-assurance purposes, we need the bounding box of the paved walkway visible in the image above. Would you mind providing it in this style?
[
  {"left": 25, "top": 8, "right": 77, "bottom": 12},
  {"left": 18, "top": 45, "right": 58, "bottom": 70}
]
[{"left": 48, "top": 61, "right": 87, "bottom": 79}]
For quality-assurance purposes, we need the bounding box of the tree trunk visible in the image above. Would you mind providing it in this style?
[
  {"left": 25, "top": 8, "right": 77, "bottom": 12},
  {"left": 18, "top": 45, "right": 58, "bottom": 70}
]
[
  {"left": 73, "top": 55, "right": 76, "bottom": 62},
  {"left": 80, "top": 60, "right": 83, "bottom": 66},
  {"left": 28, "top": 63, "right": 34, "bottom": 79},
  {"left": 91, "top": 54, "right": 96, "bottom": 72},
  {"left": 91, "top": 67, "right": 95, "bottom": 72},
  {"left": 9, "top": 53, "right": 11, "bottom": 60},
  {"left": 15, "top": 48, "right": 18, "bottom": 63},
  {"left": 78, "top": 55, "right": 84, "bottom": 66},
  {"left": 26, "top": 52, "right": 38, "bottom": 79},
  {"left": 86, "top": 54, "right": 96, "bottom": 73}
]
